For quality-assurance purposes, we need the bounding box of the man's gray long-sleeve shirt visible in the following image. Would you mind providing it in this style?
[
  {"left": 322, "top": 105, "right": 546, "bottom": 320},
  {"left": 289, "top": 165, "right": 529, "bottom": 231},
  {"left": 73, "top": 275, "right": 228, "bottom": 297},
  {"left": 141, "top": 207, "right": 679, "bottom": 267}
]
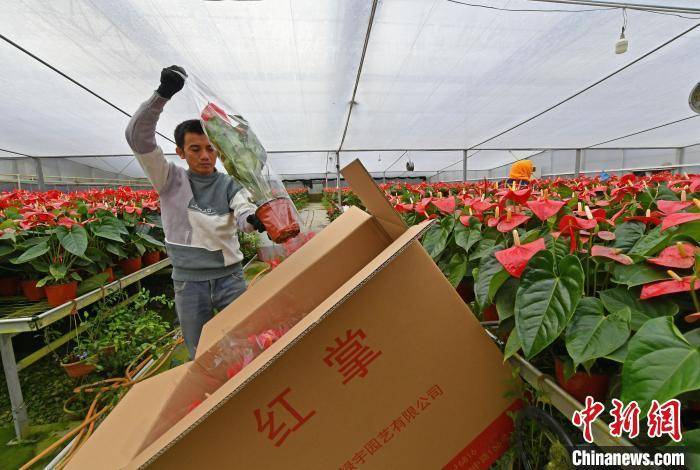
[{"left": 125, "top": 93, "right": 257, "bottom": 282}]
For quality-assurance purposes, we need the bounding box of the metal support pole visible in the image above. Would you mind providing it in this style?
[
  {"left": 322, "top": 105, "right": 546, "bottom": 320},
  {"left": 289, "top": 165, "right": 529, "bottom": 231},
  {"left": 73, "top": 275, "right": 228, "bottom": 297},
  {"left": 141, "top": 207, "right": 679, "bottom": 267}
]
[
  {"left": 574, "top": 149, "right": 582, "bottom": 177},
  {"left": 462, "top": 150, "right": 468, "bottom": 182},
  {"left": 32, "top": 157, "right": 46, "bottom": 191},
  {"left": 0, "top": 335, "right": 28, "bottom": 439},
  {"left": 677, "top": 148, "right": 685, "bottom": 173},
  {"left": 335, "top": 152, "right": 342, "bottom": 209}
]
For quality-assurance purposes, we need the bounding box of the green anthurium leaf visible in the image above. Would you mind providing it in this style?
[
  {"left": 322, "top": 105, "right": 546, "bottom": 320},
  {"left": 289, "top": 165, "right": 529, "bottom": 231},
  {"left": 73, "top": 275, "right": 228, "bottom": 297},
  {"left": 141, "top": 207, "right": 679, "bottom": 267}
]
[
  {"left": 521, "top": 228, "right": 543, "bottom": 245},
  {"left": 474, "top": 244, "right": 506, "bottom": 311},
  {"left": 546, "top": 236, "right": 569, "bottom": 263},
  {"left": 29, "top": 259, "right": 49, "bottom": 273},
  {"left": 671, "top": 220, "right": 700, "bottom": 244},
  {"left": 565, "top": 297, "right": 631, "bottom": 368},
  {"left": 0, "top": 244, "right": 15, "bottom": 257},
  {"left": 621, "top": 316, "right": 700, "bottom": 413},
  {"left": 503, "top": 328, "right": 521, "bottom": 360},
  {"left": 3, "top": 207, "right": 20, "bottom": 219},
  {"left": 93, "top": 224, "right": 124, "bottom": 242},
  {"left": 638, "top": 190, "right": 654, "bottom": 211},
  {"left": 495, "top": 277, "right": 519, "bottom": 322},
  {"left": 612, "top": 263, "right": 670, "bottom": 287},
  {"left": 134, "top": 242, "right": 146, "bottom": 256},
  {"left": 145, "top": 212, "right": 162, "bottom": 228},
  {"left": 599, "top": 286, "right": 679, "bottom": 330},
  {"left": 627, "top": 225, "right": 669, "bottom": 257},
  {"left": 100, "top": 216, "right": 129, "bottom": 235},
  {"left": 684, "top": 328, "right": 700, "bottom": 348},
  {"left": 470, "top": 239, "right": 496, "bottom": 261},
  {"left": 77, "top": 272, "right": 110, "bottom": 295},
  {"left": 0, "top": 219, "right": 16, "bottom": 230},
  {"left": 22, "top": 236, "right": 50, "bottom": 247},
  {"left": 613, "top": 222, "right": 646, "bottom": 252},
  {"left": 49, "top": 264, "right": 68, "bottom": 280},
  {"left": 70, "top": 272, "right": 82, "bottom": 281},
  {"left": 605, "top": 341, "right": 629, "bottom": 363},
  {"left": 422, "top": 222, "right": 452, "bottom": 260},
  {"left": 10, "top": 242, "right": 49, "bottom": 264},
  {"left": 515, "top": 251, "right": 584, "bottom": 359},
  {"left": 454, "top": 223, "right": 482, "bottom": 255},
  {"left": 35, "top": 276, "right": 52, "bottom": 288},
  {"left": 446, "top": 252, "right": 468, "bottom": 287},
  {"left": 56, "top": 224, "right": 88, "bottom": 257},
  {"left": 105, "top": 243, "right": 127, "bottom": 259},
  {"left": 137, "top": 232, "right": 164, "bottom": 247},
  {"left": 488, "top": 270, "right": 510, "bottom": 304},
  {"left": 657, "top": 183, "right": 680, "bottom": 201}
]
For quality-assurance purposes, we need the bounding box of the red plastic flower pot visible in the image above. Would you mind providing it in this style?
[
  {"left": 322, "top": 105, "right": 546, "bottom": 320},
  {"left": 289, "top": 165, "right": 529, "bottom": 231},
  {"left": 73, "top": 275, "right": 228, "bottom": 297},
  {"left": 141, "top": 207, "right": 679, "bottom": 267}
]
[
  {"left": 0, "top": 277, "right": 19, "bottom": 297},
  {"left": 21, "top": 280, "right": 45, "bottom": 301},
  {"left": 554, "top": 357, "right": 610, "bottom": 404},
  {"left": 102, "top": 267, "right": 116, "bottom": 283},
  {"left": 45, "top": 281, "right": 78, "bottom": 307},
  {"left": 256, "top": 198, "right": 300, "bottom": 244},
  {"left": 118, "top": 257, "right": 142, "bottom": 275},
  {"left": 61, "top": 356, "right": 97, "bottom": 378},
  {"left": 142, "top": 251, "right": 161, "bottom": 267}
]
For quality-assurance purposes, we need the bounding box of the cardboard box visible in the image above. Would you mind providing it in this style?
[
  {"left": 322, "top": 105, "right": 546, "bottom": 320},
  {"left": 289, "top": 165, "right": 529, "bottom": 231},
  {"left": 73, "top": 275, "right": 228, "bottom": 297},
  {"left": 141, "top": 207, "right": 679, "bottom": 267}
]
[{"left": 69, "top": 160, "right": 517, "bottom": 469}]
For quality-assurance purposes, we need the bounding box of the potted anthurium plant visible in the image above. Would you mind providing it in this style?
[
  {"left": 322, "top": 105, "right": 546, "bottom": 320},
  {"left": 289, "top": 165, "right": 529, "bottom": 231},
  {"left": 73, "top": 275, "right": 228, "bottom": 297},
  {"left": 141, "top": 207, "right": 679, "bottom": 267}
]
[
  {"left": 11, "top": 220, "right": 88, "bottom": 306},
  {"left": 198, "top": 99, "right": 300, "bottom": 244}
]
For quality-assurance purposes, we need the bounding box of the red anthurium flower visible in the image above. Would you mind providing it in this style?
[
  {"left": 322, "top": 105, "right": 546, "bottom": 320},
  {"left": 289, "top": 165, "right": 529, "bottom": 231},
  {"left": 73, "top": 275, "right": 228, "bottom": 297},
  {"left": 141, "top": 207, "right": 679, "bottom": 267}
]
[
  {"left": 394, "top": 203, "right": 414, "bottom": 213},
  {"left": 661, "top": 212, "right": 700, "bottom": 231},
  {"left": 471, "top": 200, "right": 494, "bottom": 213},
  {"left": 431, "top": 197, "right": 456, "bottom": 214},
  {"left": 526, "top": 199, "right": 565, "bottom": 221},
  {"left": 624, "top": 213, "right": 662, "bottom": 225},
  {"left": 495, "top": 237, "right": 546, "bottom": 278},
  {"left": 57, "top": 216, "right": 79, "bottom": 228},
  {"left": 597, "top": 231, "right": 616, "bottom": 241},
  {"left": 459, "top": 215, "right": 474, "bottom": 226},
  {"left": 685, "top": 313, "right": 700, "bottom": 323},
  {"left": 640, "top": 275, "right": 700, "bottom": 299},
  {"left": 414, "top": 197, "right": 432, "bottom": 216},
  {"left": 504, "top": 188, "right": 532, "bottom": 205},
  {"left": 558, "top": 215, "right": 597, "bottom": 231},
  {"left": 496, "top": 214, "right": 530, "bottom": 233},
  {"left": 595, "top": 200, "right": 611, "bottom": 207},
  {"left": 648, "top": 243, "right": 700, "bottom": 269},
  {"left": 590, "top": 245, "right": 633, "bottom": 265},
  {"left": 656, "top": 200, "right": 692, "bottom": 215}
]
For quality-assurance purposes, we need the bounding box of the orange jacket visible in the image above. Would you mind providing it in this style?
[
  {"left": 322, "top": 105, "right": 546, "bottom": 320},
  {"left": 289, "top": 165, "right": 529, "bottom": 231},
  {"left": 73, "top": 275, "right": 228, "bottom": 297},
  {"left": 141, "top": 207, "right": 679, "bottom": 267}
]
[{"left": 509, "top": 160, "right": 534, "bottom": 181}]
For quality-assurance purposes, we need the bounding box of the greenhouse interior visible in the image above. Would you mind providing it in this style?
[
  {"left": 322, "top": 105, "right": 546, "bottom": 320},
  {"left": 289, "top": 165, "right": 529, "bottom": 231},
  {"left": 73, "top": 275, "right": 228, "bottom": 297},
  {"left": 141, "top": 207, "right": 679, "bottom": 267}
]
[{"left": 2, "top": 0, "right": 700, "bottom": 468}]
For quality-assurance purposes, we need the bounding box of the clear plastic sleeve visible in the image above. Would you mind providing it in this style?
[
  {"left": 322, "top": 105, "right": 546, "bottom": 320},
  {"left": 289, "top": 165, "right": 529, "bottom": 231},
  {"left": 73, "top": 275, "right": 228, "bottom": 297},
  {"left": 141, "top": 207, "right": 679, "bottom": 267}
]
[{"left": 180, "top": 74, "right": 300, "bottom": 243}]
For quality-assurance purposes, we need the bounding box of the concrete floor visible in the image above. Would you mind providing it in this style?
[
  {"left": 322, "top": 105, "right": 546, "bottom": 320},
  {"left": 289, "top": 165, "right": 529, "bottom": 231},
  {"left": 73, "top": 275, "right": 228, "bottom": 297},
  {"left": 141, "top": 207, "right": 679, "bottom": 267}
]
[{"left": 298, "top": 202, "right": 330, "bottom": 233}]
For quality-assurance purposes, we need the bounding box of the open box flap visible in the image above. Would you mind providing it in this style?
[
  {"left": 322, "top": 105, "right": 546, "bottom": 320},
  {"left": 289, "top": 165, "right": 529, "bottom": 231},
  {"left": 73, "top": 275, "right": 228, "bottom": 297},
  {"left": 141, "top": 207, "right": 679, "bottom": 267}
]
[
  {"left": 129, "top": 219, "right": 434, "bottom": 469},
  {"left": 341, "top": 159, "right": 407, "bottom": 241}
]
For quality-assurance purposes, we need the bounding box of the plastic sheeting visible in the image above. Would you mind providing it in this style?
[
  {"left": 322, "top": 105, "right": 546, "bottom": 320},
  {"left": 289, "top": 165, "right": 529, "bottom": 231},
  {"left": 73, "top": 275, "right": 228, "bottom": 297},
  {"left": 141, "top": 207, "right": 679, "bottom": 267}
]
[{"left": 1, "top": 0, "right": 699, "bottom": 179}]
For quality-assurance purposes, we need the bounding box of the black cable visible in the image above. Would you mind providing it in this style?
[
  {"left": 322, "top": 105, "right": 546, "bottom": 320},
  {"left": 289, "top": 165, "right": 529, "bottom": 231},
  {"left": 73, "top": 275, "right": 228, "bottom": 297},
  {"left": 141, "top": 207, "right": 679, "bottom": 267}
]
[
  {"left": 0, "top": 33, "right": 175, "bottom": 145},
  {"left": 337, "top": 0, "right": 379, "bottom": 152},
  {"left": 0, "top": 147, "right": 34, "bottom": 158},
  {"left": 467, "top": 21, "right": 700, "bottom": 150},
  {"left": 587, "top": 115, "right": 700, "bottom": 148},
  {"left": 446, "top": 0, "right": 614, "bottom": 13}
]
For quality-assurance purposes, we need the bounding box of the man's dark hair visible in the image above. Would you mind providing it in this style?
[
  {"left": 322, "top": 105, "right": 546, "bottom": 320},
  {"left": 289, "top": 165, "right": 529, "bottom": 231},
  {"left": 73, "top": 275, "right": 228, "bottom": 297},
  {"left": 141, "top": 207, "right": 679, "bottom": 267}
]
[{"left": 174, "top": 119, "right": 205, "bottom": 148}]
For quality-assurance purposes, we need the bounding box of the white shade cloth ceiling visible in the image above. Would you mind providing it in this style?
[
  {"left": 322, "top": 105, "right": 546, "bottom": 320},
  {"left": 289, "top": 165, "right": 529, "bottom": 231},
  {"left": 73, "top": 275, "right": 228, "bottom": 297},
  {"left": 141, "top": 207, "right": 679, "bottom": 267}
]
[{"left": 1, "top": 0, "right": 699, "bottom": 179}]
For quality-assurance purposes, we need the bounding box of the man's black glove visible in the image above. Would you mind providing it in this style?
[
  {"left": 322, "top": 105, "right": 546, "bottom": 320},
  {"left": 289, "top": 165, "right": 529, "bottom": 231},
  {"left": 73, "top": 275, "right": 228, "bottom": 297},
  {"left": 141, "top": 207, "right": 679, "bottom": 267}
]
[
  {"left": 247, "top": 214, "right": 266, "bottom": 233},
  {"left": 156, "top": 65, "right": 187, "bottom": 99}
]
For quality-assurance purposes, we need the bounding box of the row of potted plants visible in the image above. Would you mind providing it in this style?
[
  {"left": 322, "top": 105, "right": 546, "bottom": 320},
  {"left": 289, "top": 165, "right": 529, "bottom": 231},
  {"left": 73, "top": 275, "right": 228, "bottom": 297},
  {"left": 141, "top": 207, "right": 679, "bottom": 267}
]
[
  {"left": 0, "top": 187, "right": 166, "bottom": 306},
  {"left": 327, "top": 172, "right": 700, "bottom": 445},
  {"left": 287, "top": 187, "right": 310, "bottom": 210}
]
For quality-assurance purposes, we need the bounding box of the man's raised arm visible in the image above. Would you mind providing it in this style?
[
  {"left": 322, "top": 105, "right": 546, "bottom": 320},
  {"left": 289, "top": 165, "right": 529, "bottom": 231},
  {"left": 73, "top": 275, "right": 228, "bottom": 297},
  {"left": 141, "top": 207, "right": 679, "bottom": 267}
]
[{"left": 125, "top": 65, "right": 186, "bottom": 192}]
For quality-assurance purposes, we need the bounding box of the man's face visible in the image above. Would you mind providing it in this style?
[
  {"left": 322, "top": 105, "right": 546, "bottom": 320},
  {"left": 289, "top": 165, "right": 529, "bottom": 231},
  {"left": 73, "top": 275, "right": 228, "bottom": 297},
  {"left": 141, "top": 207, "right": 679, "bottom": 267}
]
[{"left": 176, "top": 132, "right": 217, "bottom": 175}]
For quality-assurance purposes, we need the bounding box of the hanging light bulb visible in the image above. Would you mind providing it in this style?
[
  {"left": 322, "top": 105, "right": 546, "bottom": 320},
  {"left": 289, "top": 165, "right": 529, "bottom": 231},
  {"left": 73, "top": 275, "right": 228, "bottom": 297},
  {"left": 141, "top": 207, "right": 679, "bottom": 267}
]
[{"left": 615, "top": 9, "right": 628, "bottom": 54}]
